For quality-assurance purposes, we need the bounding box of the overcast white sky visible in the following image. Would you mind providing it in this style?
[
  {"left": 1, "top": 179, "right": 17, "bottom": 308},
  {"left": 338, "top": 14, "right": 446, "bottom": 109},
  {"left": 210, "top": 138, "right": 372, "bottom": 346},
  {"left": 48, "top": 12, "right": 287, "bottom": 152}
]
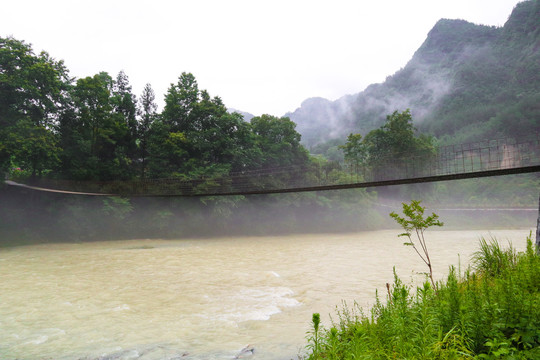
[{"left": 2, "top": 0, "right": 522, "bottom": 116}]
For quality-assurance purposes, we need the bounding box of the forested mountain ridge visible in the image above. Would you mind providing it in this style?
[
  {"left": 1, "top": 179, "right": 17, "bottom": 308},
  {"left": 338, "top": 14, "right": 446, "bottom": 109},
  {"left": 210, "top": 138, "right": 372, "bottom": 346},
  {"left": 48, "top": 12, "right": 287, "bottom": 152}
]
[{"left": 289, "top": 0, "right": 540, "bottom": 149}]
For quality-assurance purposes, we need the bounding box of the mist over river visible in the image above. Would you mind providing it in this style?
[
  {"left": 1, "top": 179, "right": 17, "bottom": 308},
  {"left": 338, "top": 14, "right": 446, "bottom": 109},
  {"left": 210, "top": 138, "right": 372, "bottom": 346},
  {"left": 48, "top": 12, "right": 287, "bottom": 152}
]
[{"left": 0, "top": 229, "right": 532, "bottom": 360}]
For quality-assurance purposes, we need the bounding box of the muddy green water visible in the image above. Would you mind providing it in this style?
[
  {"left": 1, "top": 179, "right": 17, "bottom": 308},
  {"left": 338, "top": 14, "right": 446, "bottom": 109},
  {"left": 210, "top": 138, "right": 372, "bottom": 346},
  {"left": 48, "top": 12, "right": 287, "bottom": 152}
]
[{"left": 0, "top": 230, "right": 532, "bottom": 359}]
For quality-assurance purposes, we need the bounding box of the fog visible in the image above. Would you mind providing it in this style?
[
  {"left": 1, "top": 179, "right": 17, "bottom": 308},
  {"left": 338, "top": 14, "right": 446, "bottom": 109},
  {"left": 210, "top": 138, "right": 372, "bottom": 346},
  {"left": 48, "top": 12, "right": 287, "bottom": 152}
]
[
  {"left": 1, "top": 173, "right": 537, "bottom": 360},
  {"left": 287, "top": 19, "right": 503, "bottom": 149},
  {"left": 1, "top": 174, "right": 537, "bottom": 246},
  {"left": 287, "top": 46, "right": 455, "bottom": 148}
]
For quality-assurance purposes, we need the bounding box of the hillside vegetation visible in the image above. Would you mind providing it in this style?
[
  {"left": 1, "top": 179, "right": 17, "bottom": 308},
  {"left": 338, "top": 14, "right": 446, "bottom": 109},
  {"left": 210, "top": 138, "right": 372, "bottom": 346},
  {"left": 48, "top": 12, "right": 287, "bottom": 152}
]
[{"left": 289, "top": 0, "right": 540, "bottom": 149}]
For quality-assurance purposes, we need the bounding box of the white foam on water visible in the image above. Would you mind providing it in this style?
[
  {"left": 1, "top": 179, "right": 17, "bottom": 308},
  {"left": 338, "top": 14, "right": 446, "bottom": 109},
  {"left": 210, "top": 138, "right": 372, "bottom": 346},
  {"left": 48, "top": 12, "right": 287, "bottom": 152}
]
[
  {"left": 213, "top": 287, "right": 301, "bottom": 323},
  {"left": 24, "top": 335, "right": 48, "bottom": 345},
  {"left": 19, "top": 328, "right": 66, "bottom": 346},
  {"left": 112, "top": 304, "right": 130, "bottom": 311},
  {"left": 50, "top": 328, "right": 66, "bottom": 336},
  {"left": 100, "top": 346, "right": 123, "bottom": 355},
  {"left": 119, "top": 349, "right": 140, "bottom": 359}
]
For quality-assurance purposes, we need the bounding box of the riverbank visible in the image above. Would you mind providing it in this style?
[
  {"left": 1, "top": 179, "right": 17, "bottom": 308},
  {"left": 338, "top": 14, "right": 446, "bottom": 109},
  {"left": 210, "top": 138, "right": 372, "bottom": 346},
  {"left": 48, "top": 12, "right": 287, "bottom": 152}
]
[{"left": 303, "top": 234, "right": 540, "bottom": 359}]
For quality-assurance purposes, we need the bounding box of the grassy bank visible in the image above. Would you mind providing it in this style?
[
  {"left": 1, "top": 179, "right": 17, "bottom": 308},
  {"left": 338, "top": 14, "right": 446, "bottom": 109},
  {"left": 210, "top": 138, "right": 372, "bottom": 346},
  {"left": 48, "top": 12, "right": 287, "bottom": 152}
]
[{"left": 304, "top": 235, "right": 540, "bottom": 359}]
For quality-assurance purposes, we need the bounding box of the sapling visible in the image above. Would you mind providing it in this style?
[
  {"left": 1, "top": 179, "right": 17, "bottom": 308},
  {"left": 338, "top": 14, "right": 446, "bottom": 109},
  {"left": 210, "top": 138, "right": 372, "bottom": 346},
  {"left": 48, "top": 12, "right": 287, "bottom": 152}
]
[
  {"left": 390, "top": 200, "right": 443, "bottom": 290},
  {"left": 306, "top": 313, "right": 322, "bottom": 359}
]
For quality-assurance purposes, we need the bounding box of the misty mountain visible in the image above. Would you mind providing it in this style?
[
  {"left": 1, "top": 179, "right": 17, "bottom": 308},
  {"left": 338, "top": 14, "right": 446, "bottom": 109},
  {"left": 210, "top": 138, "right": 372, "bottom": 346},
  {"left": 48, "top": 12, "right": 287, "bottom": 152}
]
[
  {"left": 282, "top": 96, "right": 354, "bottom": 147},
  {"left": 287, "top": 0, "right": 540, "bottom": 148},
  {"left": 228, "top": 108, "right": 255, "bottom": 122}
]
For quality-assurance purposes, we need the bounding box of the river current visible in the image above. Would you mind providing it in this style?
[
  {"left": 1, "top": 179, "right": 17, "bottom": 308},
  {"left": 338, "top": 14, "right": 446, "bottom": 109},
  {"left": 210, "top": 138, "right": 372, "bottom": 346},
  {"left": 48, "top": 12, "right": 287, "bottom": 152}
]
[{"left": 0, "top": 229, "right": 531, "bottom": 360}]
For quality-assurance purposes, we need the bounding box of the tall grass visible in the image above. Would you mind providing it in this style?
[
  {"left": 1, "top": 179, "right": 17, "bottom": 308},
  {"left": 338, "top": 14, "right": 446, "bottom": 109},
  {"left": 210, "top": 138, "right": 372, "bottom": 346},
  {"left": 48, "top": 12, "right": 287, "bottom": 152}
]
[
  {"left": 304, "top": 234, "right": 540, "bottom": 359},
  {"left": 472, "top": 236, "right": 517, "bottom": 277}
]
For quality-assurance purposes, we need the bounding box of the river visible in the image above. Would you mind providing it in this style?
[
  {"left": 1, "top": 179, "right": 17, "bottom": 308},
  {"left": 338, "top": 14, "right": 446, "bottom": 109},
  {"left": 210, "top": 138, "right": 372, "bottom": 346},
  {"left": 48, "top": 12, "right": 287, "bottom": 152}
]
[{"left": 0, "top": 229, "right": 532, "bottom": 360}]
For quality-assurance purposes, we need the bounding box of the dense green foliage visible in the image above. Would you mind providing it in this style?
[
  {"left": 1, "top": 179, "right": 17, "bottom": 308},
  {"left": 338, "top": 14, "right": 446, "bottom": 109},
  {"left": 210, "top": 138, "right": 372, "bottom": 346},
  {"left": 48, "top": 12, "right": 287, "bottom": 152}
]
[
  {"left": 0, "top": 36, "right": 384, "bottom": 242},
  {"left": 0, "top": 37, "right": 309, "bottom": 183},
  {"left": 340, "top": 110, "right": 436, "bottom": 174},
  {"left": 304, "top": 235, "right": 540, "bottom": 359},
  {"left": 424, "top": 0, "right": 540, "bottom": 143},
  {"left": 0, "top": 36, "right": 70, "bottom": 177}
]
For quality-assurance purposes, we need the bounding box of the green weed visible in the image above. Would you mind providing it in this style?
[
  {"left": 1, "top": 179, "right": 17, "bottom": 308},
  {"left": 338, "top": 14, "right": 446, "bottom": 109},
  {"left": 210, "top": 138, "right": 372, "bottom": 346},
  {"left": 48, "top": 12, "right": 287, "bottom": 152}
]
[{"left": 304, "top": 234, "right": 540, "bottom": 359}]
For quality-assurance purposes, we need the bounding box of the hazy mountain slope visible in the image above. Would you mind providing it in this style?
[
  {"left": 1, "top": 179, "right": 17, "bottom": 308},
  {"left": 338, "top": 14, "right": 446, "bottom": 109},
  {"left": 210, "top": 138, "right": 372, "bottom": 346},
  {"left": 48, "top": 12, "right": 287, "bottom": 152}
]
[
  {"left": 228, "top": 108, "right": 255, "bottom": 122},
  {"left": 424, "top": 0, "right": 540, "bottom": 142},
  {"left": 288, "top": 0, "right": 540, "bottom": 148},
  {"left": 283, "top": 96, "right": 354, "bottom": 147}
]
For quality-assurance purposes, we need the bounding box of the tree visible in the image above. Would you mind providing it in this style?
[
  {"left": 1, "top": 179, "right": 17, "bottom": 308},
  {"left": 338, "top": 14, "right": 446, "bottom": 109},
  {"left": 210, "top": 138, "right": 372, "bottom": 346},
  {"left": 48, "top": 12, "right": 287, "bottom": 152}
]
[
  {"left": 162, "top": 72, "right": 199, "bottom": 132},
  {"left": 364, "top": 109, "right": 416, "bottom": 160},
  {"left": 216, "top": 112, "right": 259, "bottom": 172},
  {"left": 112, "top": 70, "right": 138, "bottom": 171},
  {"left": 339, "top": 133, "right": 366, "bottom": 168},
  {"left": 150, "top": 73, "right": 259, "bottom": 180},
  {"left": 61, "top": 72, "right": 133, "bottom": 180},
  {"left": 250, "top": 114, "right": 309, "bottom": 168},
  {"left": 362, "top": 109, "right": 436, "bottom": 179},
  {"left": 138, "top": 83, "right": 158, "bottom": 178},
  {"left": 146, "top": 121, "right": 189, "bottom": 178},
  {"left": 0, "top": 37, "right": 71, "bottom": 128},
  {"left": 7, "top": 119, "right": 60, "bottom": 180},
  {"left": 0, "top": 36, "right": 70, "bottom": 175},
  {"left": 390, "top": 200, "right": 443, "bottom": 290}
]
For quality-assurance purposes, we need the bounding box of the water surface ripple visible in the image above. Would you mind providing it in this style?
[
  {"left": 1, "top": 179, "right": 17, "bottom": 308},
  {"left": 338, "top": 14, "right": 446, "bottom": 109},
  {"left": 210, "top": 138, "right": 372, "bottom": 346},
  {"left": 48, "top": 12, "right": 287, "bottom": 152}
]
[{"left": 0, "top": 230, "right": 530, "bottom": 359}]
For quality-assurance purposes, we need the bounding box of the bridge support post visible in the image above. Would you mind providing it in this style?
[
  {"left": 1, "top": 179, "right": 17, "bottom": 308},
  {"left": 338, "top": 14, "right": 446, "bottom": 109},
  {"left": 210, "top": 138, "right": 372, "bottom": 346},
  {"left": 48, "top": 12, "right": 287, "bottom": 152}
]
[{"left": 537, "top": 194, "right": 540, "bottom": 251}]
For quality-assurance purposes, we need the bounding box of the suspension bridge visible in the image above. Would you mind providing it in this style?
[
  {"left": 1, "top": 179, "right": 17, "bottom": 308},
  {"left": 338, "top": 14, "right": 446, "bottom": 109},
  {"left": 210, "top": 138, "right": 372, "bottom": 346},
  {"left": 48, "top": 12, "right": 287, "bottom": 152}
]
[{"left": 5, "top": 134, "right": 540, "bottom": 197}]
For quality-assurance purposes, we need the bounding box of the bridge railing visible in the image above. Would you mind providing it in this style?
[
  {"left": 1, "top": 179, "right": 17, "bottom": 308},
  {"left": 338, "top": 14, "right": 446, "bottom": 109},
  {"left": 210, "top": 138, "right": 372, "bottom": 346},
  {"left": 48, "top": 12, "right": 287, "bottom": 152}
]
[
  {"left": 351, "top": 134, "right": 540, "bottom": 183},
  {"left": 7, "top": 134, "right": 540, "bottom": 196}
]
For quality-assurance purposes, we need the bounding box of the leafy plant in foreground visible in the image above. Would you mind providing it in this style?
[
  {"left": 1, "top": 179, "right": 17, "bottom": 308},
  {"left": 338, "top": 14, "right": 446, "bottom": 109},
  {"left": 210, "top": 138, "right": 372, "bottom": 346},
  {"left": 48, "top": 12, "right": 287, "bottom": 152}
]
[
  {"left": 304, "top": 234, "right": 540, "bottom": 359},
  {"left": 472, "top": 236, "right": 517, "bottom": 276},
  {"left": 390, "top": 199, "right": 443, "bottom": 290},
  {"left": 306, "top": 313, "right": 322, "bottom": 358}
]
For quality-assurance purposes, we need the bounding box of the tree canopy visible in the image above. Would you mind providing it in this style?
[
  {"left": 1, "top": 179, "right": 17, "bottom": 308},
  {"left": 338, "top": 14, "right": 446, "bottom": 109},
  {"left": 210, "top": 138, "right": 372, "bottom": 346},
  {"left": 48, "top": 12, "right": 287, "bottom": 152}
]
[
  {"left": 0, "top": 37, "right": 70, "bottom": 176},
  {"left": 1, "top": 38, "right": 313, "bottom": 184},
  {"left": 341, "top": 109, "right": 436, "bottom": 172}
]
